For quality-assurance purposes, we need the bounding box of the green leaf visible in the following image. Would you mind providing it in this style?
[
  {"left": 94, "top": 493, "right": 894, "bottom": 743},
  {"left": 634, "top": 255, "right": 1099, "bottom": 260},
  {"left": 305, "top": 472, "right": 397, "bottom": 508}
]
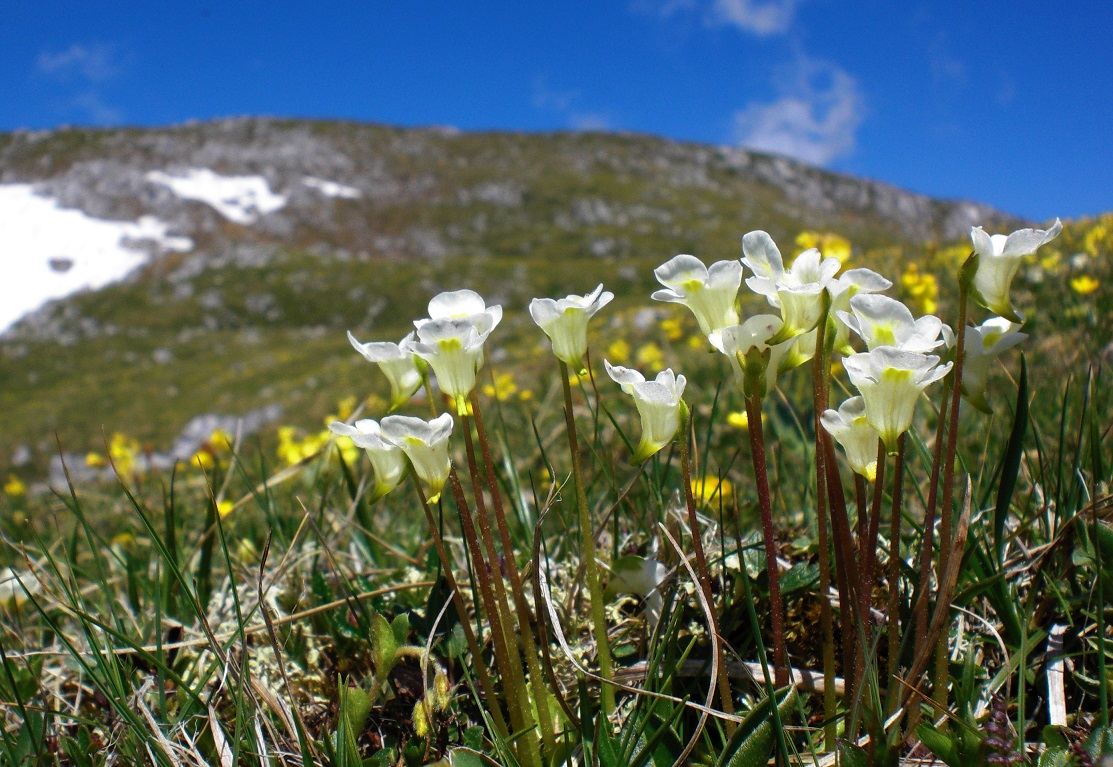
[
  {"left": 370, "top": 612, "right": 398, "bottom": 675},
  {"left": 718, "top": 686, "right": 797, "bottom": 767},
  {"left": 780, "top": 561, "right": 819, "bottom": 595},
  {"left": 335, "top": 682, "right": 365, "bottom": 767},
  {"left": 391, "top": 613, "right": 411, "bottom": 648},
  {"left": 915, "top": 723, "right": 960, "bottom": 767},
  {"left": 448, "top": 748, "right": 488, "bottom": 767},
  {"left": 836, "top": 741, "right": 869, "bottom": 767}
]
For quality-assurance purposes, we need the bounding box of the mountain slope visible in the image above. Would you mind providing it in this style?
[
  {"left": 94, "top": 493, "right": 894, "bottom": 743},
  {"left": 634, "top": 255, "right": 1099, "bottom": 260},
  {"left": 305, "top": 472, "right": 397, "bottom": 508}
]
[{"left": 0, "top": 118, "right": 1032, "bottom": 476}]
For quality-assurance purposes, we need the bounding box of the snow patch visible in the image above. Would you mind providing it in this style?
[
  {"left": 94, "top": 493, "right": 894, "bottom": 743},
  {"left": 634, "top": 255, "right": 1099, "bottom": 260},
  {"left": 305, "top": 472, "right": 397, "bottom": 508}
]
[
  {"left": 0, "top": 184, "right": 193, "bottom": 333},
  {"left": 302, "top": 176, "right": 361, "bottom": 199},
  {"left": 146, "top": 168, "right": 287, "bottom": 224}
]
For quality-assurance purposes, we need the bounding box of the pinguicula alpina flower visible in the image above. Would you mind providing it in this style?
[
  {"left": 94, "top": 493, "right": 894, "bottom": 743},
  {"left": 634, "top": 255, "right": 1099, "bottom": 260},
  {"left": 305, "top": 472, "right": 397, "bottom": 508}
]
[
  {"left": 942, "top": 317, "right": 1027, "bottom": 414},
  {"left": 837, "top": 293, "right": 944, "bottom": 353},
  {"left": 969, "top": 219, "right": 1062, "bottom": 321},
  {"left": 410, "top": 319, "right": 494, "bottom": 415},
  {"left": 843, "top": 347, "right": 952, "bottom": 452},
  {"left": 529, "top": 284, "right": 614, "bottom": 367},
  {"left": 347, "top": 331, "right": 424, "bottom": 411},
  {"left": 708, "top": 314, "right": 785, "bottom": 398},
  {"left": 328, "top": 419, "right": 407, "bottom": 501},
  {"left": 380, "top": 413, "right": 455, "bottom": 503},
  {"left": 651, "top": 254, "right": 742, "bottom": 336},
  {"left": 741, "top": 230, "right": 842, "bottom": 343},
  {"left": 604, "top": 361, "right": 687, "bottom": 463},
  {"left": 418, "top": 289, "right": 504, "bottom": 334},
  {"left": 820, "top": 396, "right": 881, "bottom": 481},
  {"left": 828, "top": 268, "right": 893, "bottom": 354}
]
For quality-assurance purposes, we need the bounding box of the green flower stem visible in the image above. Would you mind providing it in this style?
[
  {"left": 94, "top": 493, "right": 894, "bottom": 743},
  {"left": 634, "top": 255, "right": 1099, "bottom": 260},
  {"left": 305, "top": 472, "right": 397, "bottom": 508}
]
[
  {"left": 678, "top": 404, "right": 736, "bottom": 726},
  {"left": 811, "top": 307, "right": 837, "bottom": 749},
  {"left": 410, "top": 474, "right": 510, "bottom": 741},
  {"left": 744, "top": 392, "right": 789, "bottom": 687},
  {"left": 935, "top": 259, "right": 973, "bottom": 719},
  {"left": 886, "top": 431, "right": 906, "bottom": 718},
  {"left": 559, "top": 360, "right": 615, "bottom": 715},
  {"left": 469, "top": 394, "right": 556, "bottom": 753},
  {"left": 446, "top": 468, "right": 541, "bottom": 767}
]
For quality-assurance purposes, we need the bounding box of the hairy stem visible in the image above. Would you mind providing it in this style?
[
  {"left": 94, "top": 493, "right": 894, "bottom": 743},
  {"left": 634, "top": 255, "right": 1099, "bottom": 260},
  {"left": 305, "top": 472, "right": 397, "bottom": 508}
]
[{"left": 745, "top": 393, "right": 789, "bottom": 687}]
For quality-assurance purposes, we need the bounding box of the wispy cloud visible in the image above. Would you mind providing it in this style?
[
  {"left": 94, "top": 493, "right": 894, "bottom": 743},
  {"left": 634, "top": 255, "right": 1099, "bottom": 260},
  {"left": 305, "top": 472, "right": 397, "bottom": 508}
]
[
  {"left": 37, "top": 43, "right": 122, "bottom": 83},
  {"left": 710, "top": 0, "right": 799, "bottom": 35},
  {"left": 733, "top": 57, "right": 864, "bottom": 165},
  {"left": 635, "top": 0, "right": 800, "bottom": 35},
  {"left": 533, "top": 77, "right": 613, "bottom": 132},
  {"left": 36, "top": 43, "right": 126, "bottom": 125}
]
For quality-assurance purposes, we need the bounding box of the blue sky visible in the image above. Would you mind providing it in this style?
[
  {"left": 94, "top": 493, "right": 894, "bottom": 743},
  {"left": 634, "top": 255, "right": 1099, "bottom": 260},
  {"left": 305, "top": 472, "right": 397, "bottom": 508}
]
[{"left": 3, "top": 1, "right": 1111, "bottom": 222}]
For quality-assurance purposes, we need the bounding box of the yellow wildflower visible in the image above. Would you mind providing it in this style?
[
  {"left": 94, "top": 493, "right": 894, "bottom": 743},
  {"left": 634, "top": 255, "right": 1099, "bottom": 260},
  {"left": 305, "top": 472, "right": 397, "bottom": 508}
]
[
  {"left": 660, "top": 316, "right": 685, "bottom": 341},
  {"left": 635, "top": 342, "right": 665, "bottom": 372},
  {"left": 796, "top": 231, "right": 851, "bottom": 264},
  {"left": 900, "top": 264, "right": 939, "bottom": 316},
  {"left": 191, "top": 450, "right": 216, "bottom": 471},
  {"left": 691, "top": 475, "right": 733, "bottom": 506},
  {"left": 3, "top": 474, "right": 26, "bottom": 497},
  {"left": 325, "top": 396, "right": 359, "bottom": 426},
  {"left": 217, "top": 499, "right": 235, "bottom": 517},
  {"left": 1070, "top": 275, "right": 1100, "bottom": 296},
  {"left": 607, "top": 338, "right": 631, "bottom": 364},
  {"left": 726, "top": 411, "right": 749, "bottom": 430},
  {"left": 108, "top": 432, "right": 141, "bottom": 477},
  {"left": 1083, "top": 222, "right": 1110, "bottom": 257},
  {"left": 482, "top": 372, "right": 519, "bottom": 400},
  {"left": 686, "top": 335, "right": 705, "bottom": 350}
]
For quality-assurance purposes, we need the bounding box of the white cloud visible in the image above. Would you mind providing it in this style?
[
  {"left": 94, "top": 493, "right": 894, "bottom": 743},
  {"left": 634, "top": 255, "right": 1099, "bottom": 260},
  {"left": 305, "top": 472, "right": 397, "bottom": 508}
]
[
  {"left": 36, "top": 43, "right": 126, "bottom": 125},
  {"left": 533, "top": 77, "right": 613, "bottom": 132},
  {"left": 733, "top": 58, "right": 864, "bottom": 166},
  {"left": 37, "top": 43, "right": 121, "bottom": 83},
  {"left": 711, "top": 0, "right": 798, "bottom": 35}
]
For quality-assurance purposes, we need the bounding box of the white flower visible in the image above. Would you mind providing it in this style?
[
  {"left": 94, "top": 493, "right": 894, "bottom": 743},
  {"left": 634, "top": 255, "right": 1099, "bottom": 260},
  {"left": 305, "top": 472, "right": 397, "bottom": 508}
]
[
  {"left": 837, "top": 294, "right": 944, "bottom": 353},
  {"left": 843, "top": 347, "right": 952, "bottom": 452},
  {"left": 970, "top": 219, "right": 1062, "bottom": 321},
  {"left": 347, "top": 331, "right": 424, "bottom": 411},
  {"left": 820, "top": 397, "right": 881, "bottom": 481},
  {"left": 410, "top": 320, "right": 491, "bottom": 414},
  {"left": 529, "top": 284, "right": 614, "bottom": 367},
  {"left": 828, "top": 268, "right": 892, "bottom": 354},
  {"left": 605, "top": 361, "right": 687, "bottom": 462},
  {"left": 380, "top": 413, "right": 455, "bottom": 502},
  {"left": 708, "top": 314, "right": 786, "bottom": 398},
  {"left": 741, "top": 231, "right": 841, "bottom": 342},
  {"left": 651, "top": 254, "right": 742, "bottom": 336},
  {"left": 418, "top": 289, "right": 504, "bottom": 335},
  {"left": 328, "top": 419, "right": 408, "bottom": 500},
  {"left": 942, "top": 317, "right": 1027, "bottom": 413}
]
